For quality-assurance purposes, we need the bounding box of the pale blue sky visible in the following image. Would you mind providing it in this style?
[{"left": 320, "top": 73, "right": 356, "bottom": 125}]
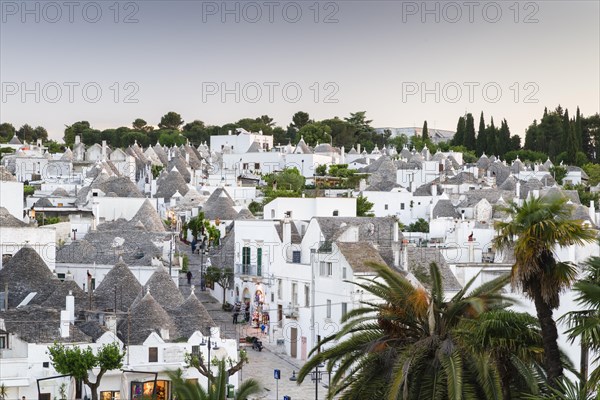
[{"left": 1, "top": 0, "right": 598, "bottom": 141}]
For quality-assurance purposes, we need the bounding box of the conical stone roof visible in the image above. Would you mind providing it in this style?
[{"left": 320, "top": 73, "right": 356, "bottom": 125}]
[
  {"left": 42, "top": 280, "right": 88, "bottom": 310},
  {"left": 137, "top": 265, "right": 184, "bottom": 310},
  {"left": 172, "top": 291, "right": 217, "bottom": 338},
  {"left": 200, "top": 188, "right": 237, "bottom": 220},
  {"left": 122, "top": 290, "right": 177, "bottom": 344},
  {"left": 155, "top": 168, "right": 189, "bottom": 199},
  {"left": 0, "top": 207, "right": 26, "bottom": 227},
  {"left": 93, "top": 259, "right": 143, "bottom": 311},
  {"left": 0, "top": 246, "right": 57, "bottom": 308},
  {"left": 130, "top": 199, "right": 166, "bottom": 232}
]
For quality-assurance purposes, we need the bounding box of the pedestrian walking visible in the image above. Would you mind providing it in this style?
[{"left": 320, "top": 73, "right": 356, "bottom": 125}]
[
  {"left": 233, "top": 311, "right": 238, "bottom": 324},
  {"left": 186, "top": 270, "right": 192, "bottom": 285}
]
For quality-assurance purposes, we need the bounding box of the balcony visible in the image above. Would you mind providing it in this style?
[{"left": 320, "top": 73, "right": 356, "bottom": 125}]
[{"left": 235, "top": 263, "right": 263, "bottom": 277}]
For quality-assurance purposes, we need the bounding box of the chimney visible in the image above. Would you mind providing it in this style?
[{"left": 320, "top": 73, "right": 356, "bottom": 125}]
[
  {"left": 105, "top": 314, "right": 117, "bottom": 336},
  {"left": 357, "top": 144, "right": 361, "bottom": 154},
  {"left": 75, "top": 135, "right": 81, "bottom": 145},
  {"left": 283, "top": 218, "right": 292, "bottom": 246},
  {"left": 60, "top": 310, "right": 70, "bottom": 338},
  {"left": 228, "top": 130, "right": 232, "bottom": 136},
  {"left": 516, "top": 181, "right": 521, "bottom": 199},
  {"left": 66, "top": 290, "right": 75, "bottom": 323},
  {"left": 431, "top": 183, "right": 437, "bottom": 197},
  {"left": 160, "top": 328, "right": 170, "bottom": 340},
  {"left": 590, "top": 200, "right": 596, "bottom": 224},
  {"left": 102, "top": 140, "right": 107, "bottom": 160},
  {"left": 185, "top": 152, "right": 190, "bottom": 163}
]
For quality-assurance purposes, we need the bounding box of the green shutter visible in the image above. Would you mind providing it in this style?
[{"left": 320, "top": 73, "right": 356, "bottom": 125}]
[{"left": 257, "top": 248, "right": 262, "bottom": 276}]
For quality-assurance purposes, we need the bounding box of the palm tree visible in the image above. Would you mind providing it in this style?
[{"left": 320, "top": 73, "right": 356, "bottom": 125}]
[
  {"left": 455, "top": 309, "right": 545, "bottom": 399},
  {"left": 169, "top": 359, "right": 261, "bottom": 400},
  {"left": 560, "top": 254, "right": 600, "bottom": 394},
  {"left": 494, "top": 196, "right": 597, "bottom": 386},
  {"left": 297, "top": 262, "right": 512, "bottom": 399}
]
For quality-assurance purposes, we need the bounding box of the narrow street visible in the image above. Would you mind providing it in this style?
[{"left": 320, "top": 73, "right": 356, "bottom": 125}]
[{"left": 176, "top": 240, "right": 320, "bottom": 399}]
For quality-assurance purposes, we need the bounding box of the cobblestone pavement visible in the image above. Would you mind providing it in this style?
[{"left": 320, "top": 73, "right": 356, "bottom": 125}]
[{"left": 177, "top": 240, "right": 322, "bottom": 399}]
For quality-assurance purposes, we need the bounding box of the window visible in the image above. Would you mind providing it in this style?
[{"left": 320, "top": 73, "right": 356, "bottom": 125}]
[
  {"left": 326, "top": 300, "right": 332, "bottom": 318},
  {"left": 192, "top": 345, "right": 200, "bottom": 357},
  {"left": 292, "top": 283, "right": 298, "bottom": 306},
  {"left": 242, "top": 246, "right": 250, "bottom": 273},
  {"left": 91, "top": 278, "right": 96, "bottom": 290},
  {"left": 384, "top": 204, "right": 388, "bottom": 210},
  {"left": 257, "top": 248, "right": 262, "bottom": 276},
  {"left": 277, "top": 279, "right": 283, "bottom": 300},
  {"left": 333, "top": 210, "right": 339, "bottom": 216},
  {"left": 57, "top": 273, "right": 66, "bottom": 281},
  {"left": 100, "top": 391, "right": 120, "bottom": 400},
  {"left": 271, "top": 209, "right": 275, "bottom": 219},
  {"left": 342, "top": 267, "right": 347, "bottom": 280},
  {"left": 304, "top": 285, "right": 310, "bottom": 307},
  {"left": 148, "top": 347, "right": 158, "bottom": 363},
  {"left": 254, "top": 163, "right": 260, "bottom": 169},
  {"left": 292, "top": 251, "right": 301, "bottom": 263},
  {"left": 341, "top": 302, "right": 348, "bottom": 318},
  {"left": 285, "top": 211, "right": 292, "bottom": 218},
  {"left": 43, "top": 361, "right": 50, "bottom": 368},
  {"left": 319, "top": 262, "right": 333, "bottom": 277},
  {"left": 400, "top": 203, "right": 405, "bottom": 210},
  {"left": 243, "top": 163, "right": 248, "bottom": 170},
  {"left": 0, "top": 333, "right": 8, "bottom": 349}
]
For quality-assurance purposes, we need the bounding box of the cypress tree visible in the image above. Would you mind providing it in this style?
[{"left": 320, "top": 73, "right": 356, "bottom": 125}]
[
  {"left": 452, "top": 116, "right": 466, "bottom": 146},
  {"left": 463, "top": 113, "right": 476, "bottom": 150},
  {"left": 497, "top": 119, "right": 511, "bottom": 157},
  {"left": 566, "top": 123, "right": 578, "bottom": 165},
  {"left": 476, "top": 112, "right": 487, "bottom": 156},
  {"left": 422, "top": 120, "right": 429, "bottom": 141},
  {"left": 487, "top": 117, "right": 497, "bottom": 156},
  {"left": 575, "top": 107, "right": 583, "bottom": 151},
  {"left": 524, "top": 120, "right": 538, "bottom": 151}
]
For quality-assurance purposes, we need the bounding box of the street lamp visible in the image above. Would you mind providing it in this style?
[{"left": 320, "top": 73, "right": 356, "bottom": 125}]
[
  {"left": 71, "top": 228, "right": 77, "bottom": 241},
  {"left": 200, "top": 335, "right": 220, "bottom": 385}
]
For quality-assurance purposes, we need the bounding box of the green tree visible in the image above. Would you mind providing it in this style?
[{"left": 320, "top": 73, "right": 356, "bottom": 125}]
[
  {"left": 549, "top": 166, "right": 568, "bottom": 185},
  {"left": 48, "top": 342, "right": 125, "bottom": 400},
  {"left": 170, "top": 359, "right": 261, "bottom": 400},
  {"left": 132, "top": 118, "right": 153, "bottom": 132},
  {"left": 297, "top": 262, "right": 511, "bottom": 399},
  {"left": 560, "top": 255, "right": 600, "bottom": 393},
  {"left": 63, "top": 121, "right": 92, "bottom": 146},
  {"left": 291, "top": 111, "right": 311, "bottom": 130},
  {"left": 356, "top": 194, "right": 374, "bottom": 217},
  {"left": 463, "top": 113, "right": 476, "bottom": 150},
  {"left": 0, "top": 122, "right": 16, "bottom": 140},
  {"left": 422, "top": 120, "right": 429, "bottom": 141},
  {"left": 494, "top": 197, "right": 597, "bottom": 387},
  {"left": 17, "top": 124, "right": 35, "bottom": 142},
  {"left": 451, "top": 116, "right": 466, "bottom": 147},
  {"left": 298, "top": 123, "right": 332, "bottom": 146},
  {"left": 159, "top": 111, "right": 184, "bottom": 130},
  {"left": 407, "top": 218, "right": 429, "bottom": 233},
  {"left": 205, "top": 266, "right": 234, "bottom": 309},
  {"left": 582, "top": 163, "right": 600, "bottom": 186},
  {"left": 486, "top": 117, "right": 498, "bottom": 155},
  {"left": 476, "top": 112, "right": 487, "bottom": 156},
  {"left": 264, "top": 168, "right": 305, "bottom": 193}
]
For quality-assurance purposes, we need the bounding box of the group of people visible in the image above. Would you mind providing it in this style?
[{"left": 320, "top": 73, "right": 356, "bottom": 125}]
[
  {"left": 232, "top": 301, "right": 250, "bottom": 324},
  {"left": 232, "top": 301, "right": 270, "bottom": 335}
]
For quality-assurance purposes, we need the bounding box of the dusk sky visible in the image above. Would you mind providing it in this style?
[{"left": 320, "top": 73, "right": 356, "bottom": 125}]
[{"left": 1, "top": 0, "right": 599, "bottom": 141}]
